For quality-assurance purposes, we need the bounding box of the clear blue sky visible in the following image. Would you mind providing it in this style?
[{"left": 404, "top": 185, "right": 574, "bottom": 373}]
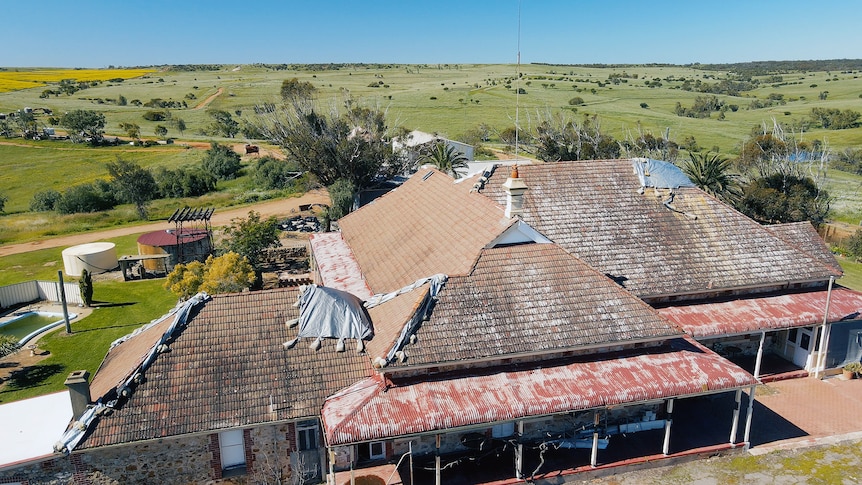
[{"left": 3, "top": 0, "right": 861, "bottom": 67}]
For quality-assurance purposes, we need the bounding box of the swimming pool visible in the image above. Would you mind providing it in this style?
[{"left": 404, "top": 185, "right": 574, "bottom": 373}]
[{"left": 0, "top": 311, "right": 77, "bottom": 346}]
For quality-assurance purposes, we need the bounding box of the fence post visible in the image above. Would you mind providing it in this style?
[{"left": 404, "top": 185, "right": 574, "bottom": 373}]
[{"left": 58, "top": 271, "right": 72, "bottom": 334}]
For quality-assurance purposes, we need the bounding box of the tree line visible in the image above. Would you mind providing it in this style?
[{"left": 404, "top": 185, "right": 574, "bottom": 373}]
[{"left": 27, "top": 143, "right": 304, "bottom": 220}]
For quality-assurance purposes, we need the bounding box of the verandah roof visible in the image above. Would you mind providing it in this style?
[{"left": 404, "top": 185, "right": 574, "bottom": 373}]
[
  {"left": 321, "top": 337, "right": 756, "bottom": 446},
  {"left": 657, "top": 286, "right": 862, "bottom": 338}
]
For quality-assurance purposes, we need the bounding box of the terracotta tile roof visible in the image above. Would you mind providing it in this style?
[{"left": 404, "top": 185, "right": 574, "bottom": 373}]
[
  {"left": 365, "top": 285, "right": 430, "bottom": 365},
  {"left": 322, "top": 336, "right": 757, "bottom": 446},
  {"left": 658, "top": 286, "right": 862, "bottom": 338},
  {"left": 766, "top": 222, "right": 843, "bottom": 275},
  {"left": 479, "top": 160, "right": 840, "bottom": 298},
  {"left": 389, "top": 244, "right": 682, "bottom": 368},
  {"left": 89, "top": 312, "right": 176, "bottom": 400},
  {"left": 78, "top": 288, "right": 371, "bottom": 449},
  {"left": 338, "top": 168, "right": 512, "bottom": 293}
]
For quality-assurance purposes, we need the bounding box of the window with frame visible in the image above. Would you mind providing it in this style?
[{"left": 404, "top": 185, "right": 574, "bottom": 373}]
[
  {"left": 368, "top": 441, "right": 385, "bottom": 460},
  {"left": 296, "top": 419, "right": 319, "bottom": 451},
  {"left": 218, "top": 429, "right": 246, "bottom": 471}
]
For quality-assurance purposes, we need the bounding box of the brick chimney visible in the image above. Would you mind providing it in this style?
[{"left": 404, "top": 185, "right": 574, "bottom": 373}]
[
  {"left": 502, "top": 165, "right": 529, "bottom": 218},
  {"left": 64, "top": 370, "right": 91, "bottom": 420}
]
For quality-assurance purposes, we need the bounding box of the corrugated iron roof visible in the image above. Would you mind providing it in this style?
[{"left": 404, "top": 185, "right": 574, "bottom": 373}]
[
  {"left": 389, "top": 244, "right": 682, "bottom": 368},
  {"left": 478, "top": 160, "right": 840, "bottom": 298},
  {"left": 321, "top": 337, "right": 757, "bottom": 446},
  {"left": 338, "top": 168, "right": 512, "bottom": 293},
  {"left": 309, "top": 232, "right": 374, "bottom": 300},
  {"left": 137, "top": 228, "right": 208, "bottom": 247},
  {"left": 78, "top": 288, "right": 371, "bottom": 449},
  {"left": 658, "top": 286, "right": 862, "bottom": 338}
]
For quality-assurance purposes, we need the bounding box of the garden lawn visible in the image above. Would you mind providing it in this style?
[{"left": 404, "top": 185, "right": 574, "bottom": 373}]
[
  {"left": 838, "top": 257, "right": 862, "bottom": 291},
  {"left": 0, "top": 278, "right": 176, "bottom": 404},
  {"left": 0, "top": 233, "right": 142, "bottom": 285}
]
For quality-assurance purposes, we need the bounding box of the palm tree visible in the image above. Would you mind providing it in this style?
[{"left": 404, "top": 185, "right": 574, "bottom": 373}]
[
  {"left": 423, "top": 141, "right": 469, "bottom": 178},
  {"left": 681, "top": 151, "right": 741, "bottom": 203}
]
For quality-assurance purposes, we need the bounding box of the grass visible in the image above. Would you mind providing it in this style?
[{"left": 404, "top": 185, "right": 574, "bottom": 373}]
[
  {"left": 1, "top": 64, "right": 860, "bottom": 236},
  {"left": 838, "top": 257, "right": 862, "bottom": 291},
  {"left": 2, "top": 64, "right": 861, "bottom": 153},
  {"left": 0, "top": 278, "right": 176, "bottom": 403},
  {"left": 823, "top": 169, "right": 862, "bottom": 225},
  {"left": 0, "top": 140, "right": 292, "bottom": 245},
  {"left": 0, "top": 232, "right": 153, "bottom": 286},
  {"left": 0, "top": 231, "right": 178, "bottom": 404}
]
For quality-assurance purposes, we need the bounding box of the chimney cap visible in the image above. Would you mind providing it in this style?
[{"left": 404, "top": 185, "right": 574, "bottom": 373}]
[
  {"left": 65, "top": 370, "right": 90, "bottom": 385},
  {"left": 510, "top": 165, "right": 519, "bottom": 179}
]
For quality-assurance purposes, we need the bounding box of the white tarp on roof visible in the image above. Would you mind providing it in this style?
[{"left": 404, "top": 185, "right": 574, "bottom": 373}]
[{"left": 632, "top": 158, "right": 695, "bottom": 189}]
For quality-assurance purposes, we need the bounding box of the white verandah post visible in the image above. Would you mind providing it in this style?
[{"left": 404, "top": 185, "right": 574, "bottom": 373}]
[
  {"left": 515, "top": 420, "right": 524, "bottom": 479},
  {"left": 753, "top": 331, "right": 766, "bottom": 380},
  {"left": 815, "top": 276, "right": 835, "bottom": 379},
  {"left": 662, "top": 398, "right": 674, "bottom": 455},
  {"left": 743, "top": 384, "right": 757, "bottom": 448},
  {"left": 590, "top": 410, "right": 600, "bottom": 468},
  {"left": 729, "top": 389, "right": 742, "bottom": 444},
  {"left": 435, "top": 434, "right": 441, "bottom": 485}
]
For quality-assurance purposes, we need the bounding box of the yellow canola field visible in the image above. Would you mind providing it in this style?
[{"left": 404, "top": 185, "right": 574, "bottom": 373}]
[{"left": 0, "top": 68, "right": 156, "bottom": 93}]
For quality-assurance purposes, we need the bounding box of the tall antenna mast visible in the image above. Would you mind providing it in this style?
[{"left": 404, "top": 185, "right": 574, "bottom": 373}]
[{"left": 514, "top": 0, "right": 521, "bottom": 159}]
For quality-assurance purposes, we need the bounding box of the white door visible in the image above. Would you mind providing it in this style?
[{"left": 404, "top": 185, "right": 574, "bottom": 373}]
[
  {"left": 219, "top": 429, "right": 246, "bottom": 470},
  {"left": 790, "top": 327, "right": 815, "bottom": 368}
]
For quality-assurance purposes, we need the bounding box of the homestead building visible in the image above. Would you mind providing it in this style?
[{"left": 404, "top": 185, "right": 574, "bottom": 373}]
[{"left": 2, "top": 159, "right": 860, "bottom": 484}]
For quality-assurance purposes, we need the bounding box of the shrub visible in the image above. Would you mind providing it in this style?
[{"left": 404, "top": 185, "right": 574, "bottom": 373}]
[
  {"left": 569, "top": 97, "right": 585, "bottom": 106},
  {"left": 847, "top": 230, "right": 862, "bottom": 261},
  {"left": 201, "top": 142, "right": 242, "bottom": 181},
  {"left": 142, "top": 110, "right": 168, "bottom": 121},
  {"left": 30, "top": 189, "right": 62, "bottom": 212},
  {"left": 154, "top": 166, "right": 216, "bottom": 198},
  {"left": 640, "top": 102, "right": 649, "bottom": 109},
  {"left": 56, "top": 181, "right": 117, "bottom": 214},
  {"left": 328, "top": 179, "right": 356, "bottom": 220},
  {"left": 0, "top": 335, "right": 18, "bottom": 358},
  {"left": 253, "top": 156, "right": 301, "bottom": 190}
]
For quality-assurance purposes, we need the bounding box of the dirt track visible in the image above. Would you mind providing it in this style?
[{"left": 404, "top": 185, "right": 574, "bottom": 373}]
[{"left": 0, "top": 189, "right": 330, "bottom": 258}]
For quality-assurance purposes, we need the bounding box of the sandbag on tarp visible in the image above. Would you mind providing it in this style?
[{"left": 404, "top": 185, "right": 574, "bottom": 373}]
[
  {"left": 284, "top": 285, "right": 373, "bottom": 351},
  {"left": 631, "top": 158, "right": 695, "bottom": 189}
]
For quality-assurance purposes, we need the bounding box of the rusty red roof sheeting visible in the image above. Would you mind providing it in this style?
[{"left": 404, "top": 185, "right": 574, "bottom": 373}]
[
  {"left": 658, "top": 286, "right": 862, "bottom": 338},
  {"left": 309, "top": 232, "right": 374, "bottom": 300},
  {"left": 321, "top": 337, "right": 756, "bottom": 445},
  {"left": 137, "top": 228, "right": 208, "bottom": 247}
]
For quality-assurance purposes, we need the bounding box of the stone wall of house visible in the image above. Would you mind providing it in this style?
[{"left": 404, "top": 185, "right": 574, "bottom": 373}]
[
  {"left": 246, "top": 424, "right": 294, "bottom": 484},
  {"left": 0, "top": 435, "right": 213, "bottom": 484},
  {"left": 78, "top": 434, "right": 213, "bottom": 484},
  {"left": 0, "top": 456, "right": 76, "bottom": 485},
  {"left": 0, "top": 424, "right": 301, "bottom": 485}
]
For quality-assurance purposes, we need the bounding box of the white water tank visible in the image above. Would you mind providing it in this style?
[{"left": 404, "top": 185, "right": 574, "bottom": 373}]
[{"left": 62, "top": 242, "right": 118, "bottom": 277}]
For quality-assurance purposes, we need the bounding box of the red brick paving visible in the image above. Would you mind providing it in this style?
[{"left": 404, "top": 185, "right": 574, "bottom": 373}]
[{"left": 754, "top": 376, "right": 862, "bottom": 441}]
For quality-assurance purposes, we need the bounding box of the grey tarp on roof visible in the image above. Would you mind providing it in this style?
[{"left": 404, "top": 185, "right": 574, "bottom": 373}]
[
  {"left": 287, "top": 285, "right": 373, "bottom": 350},
  {"left": 632, "top": 158, "right": 695, "bottom": 189}
]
